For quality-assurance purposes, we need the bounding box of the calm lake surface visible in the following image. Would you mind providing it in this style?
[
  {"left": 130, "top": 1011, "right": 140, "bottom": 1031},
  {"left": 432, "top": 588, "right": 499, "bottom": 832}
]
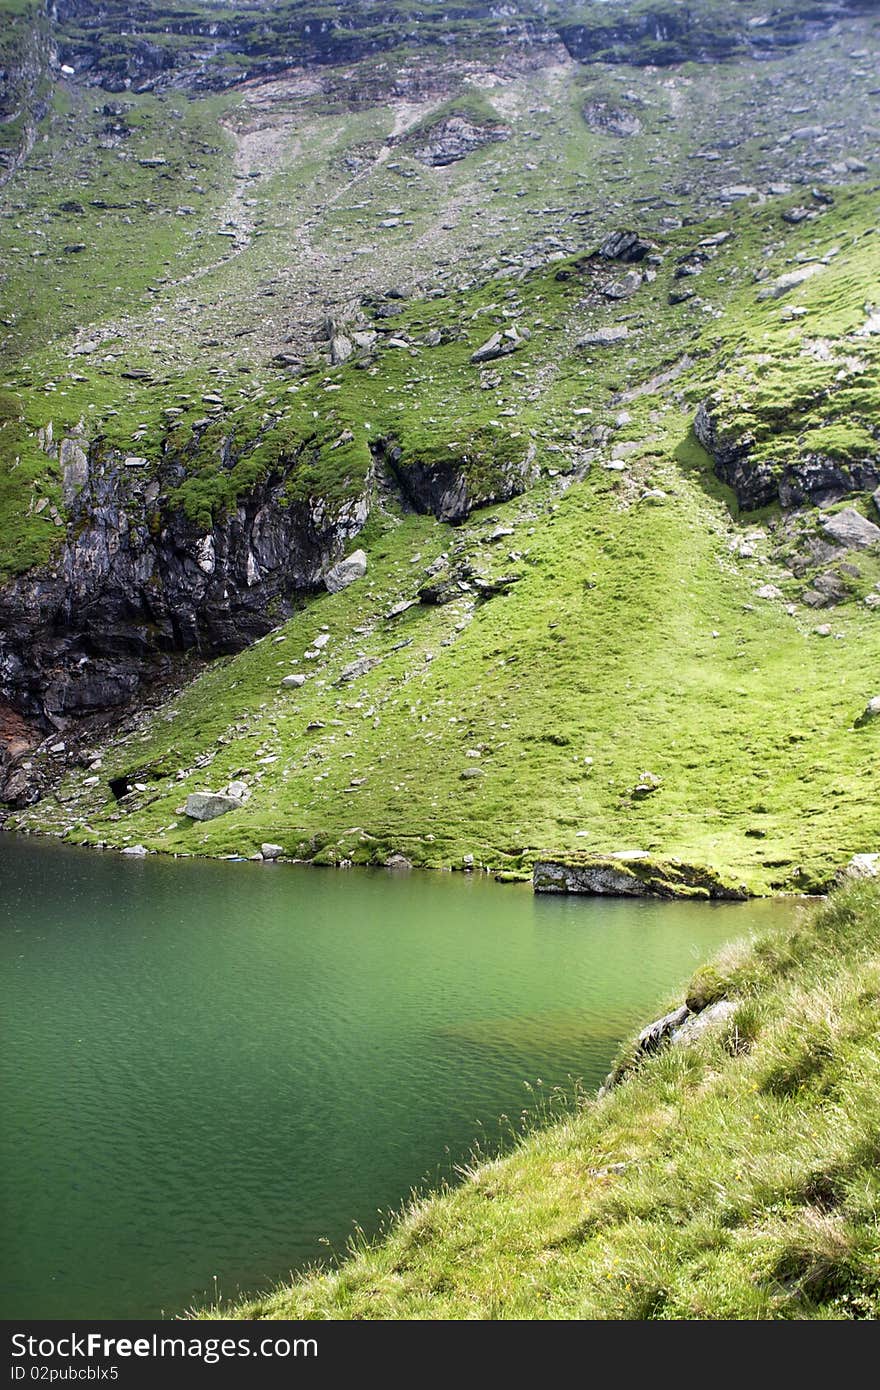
[{"left": 0, "top": 834, "right": 797, "bottom": 1318}]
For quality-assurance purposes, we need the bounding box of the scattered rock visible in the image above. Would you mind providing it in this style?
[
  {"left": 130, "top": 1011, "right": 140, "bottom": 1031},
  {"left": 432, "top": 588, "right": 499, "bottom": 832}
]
[
  {"left": 336, "top": 656, "right": 380, "bottom": 685},
  {"left": 583, "top": 100, "right": 641, "bottom": 137},
  {"left": 261, "top": 843, "right": 284, "bottom": 860},
  {"left": 855, "top": 695, "right": 880, "bottom": 728},
  {"left": 385, "top": 599, "right": 418, "bottom": 619},
  {"left": 597, "top": 230, "right": 654, "bottom": 262},
  {"left": 821, "top": 509, "right": 880, "bottom": 550},
  {"left": 184, "top": 791, "right": 244, "bottom": 821},
  {"left": 281, "top": 673, "right": 306, "bottom": 688},
  {"left": 631, "top": 771, "right": 661, "bottom": 799},
  {"left": 324, "top": 549, "right": 367, "bottom": 594},
  {"left": 757, "top": 263, "right": 823, "bottom": 300},
  {"left": 577, "top": 325, "right": 629, "bottom": 348},
  {"left": 470, "top": 325, "right": 529, "bottom": 364}
]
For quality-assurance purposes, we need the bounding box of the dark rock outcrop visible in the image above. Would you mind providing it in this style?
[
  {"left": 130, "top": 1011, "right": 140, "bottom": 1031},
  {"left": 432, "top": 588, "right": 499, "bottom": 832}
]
[
  {"left": 695, "top": 400, "right": 880, "bottom": 512},
  {"left": 409, "top": 113, "right": 509, "bottom": 167},
  {"left": 377, "top": 437, "right": 538, "bottom": 525},
  {"left": 597, "top": 230, "right": 655, "bottom": 263},
  {"left": 0, "top": 439, "right": 368, "bottom": 736},
  {"left": 557, "top": 2, "right": 877, "bottom": 69}
]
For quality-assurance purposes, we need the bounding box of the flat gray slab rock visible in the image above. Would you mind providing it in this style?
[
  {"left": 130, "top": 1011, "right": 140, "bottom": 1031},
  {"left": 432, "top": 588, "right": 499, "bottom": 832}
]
[{"left": 821, "top": 508, "right": 880, "bottom": 550}]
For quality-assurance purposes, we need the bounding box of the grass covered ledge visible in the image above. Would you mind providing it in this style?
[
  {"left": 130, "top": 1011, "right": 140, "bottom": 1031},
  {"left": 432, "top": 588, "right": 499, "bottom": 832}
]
[{"left": 201, "top": 882, "right": 880, "bottom": 1320}]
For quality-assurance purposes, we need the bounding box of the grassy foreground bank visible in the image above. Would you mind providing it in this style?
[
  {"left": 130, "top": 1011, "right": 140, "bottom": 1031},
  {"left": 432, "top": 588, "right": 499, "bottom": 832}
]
[{"left": 205, "top": 881, "right": 880, "bottom": 1319}]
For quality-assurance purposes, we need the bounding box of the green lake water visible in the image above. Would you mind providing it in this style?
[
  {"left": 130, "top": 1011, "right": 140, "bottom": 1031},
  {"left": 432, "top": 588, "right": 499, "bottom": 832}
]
[{"left": 0, "top": 834, "right": 796, "bottom": 1318}]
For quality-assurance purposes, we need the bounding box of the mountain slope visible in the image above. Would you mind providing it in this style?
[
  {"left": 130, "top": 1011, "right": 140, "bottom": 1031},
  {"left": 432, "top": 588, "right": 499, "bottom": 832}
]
[{"left": 1, "top": 1, "right": 879, "bottom": 892}]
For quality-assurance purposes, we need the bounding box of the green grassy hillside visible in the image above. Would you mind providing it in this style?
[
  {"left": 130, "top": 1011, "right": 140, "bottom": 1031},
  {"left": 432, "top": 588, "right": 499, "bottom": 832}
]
[
  {"left": 11, "top": 180, "right": 880, "bottom": 893},
  {"left": 199, "top": 879, "right": 880, "bottom": 1319}
]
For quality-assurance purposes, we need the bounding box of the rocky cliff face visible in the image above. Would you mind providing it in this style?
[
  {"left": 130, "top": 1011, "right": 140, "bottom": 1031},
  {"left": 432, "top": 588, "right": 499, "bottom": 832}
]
[
  {"left": 378, "top": 437, "right": 538, "bottom": 524},
  {"left": 695, "top": 401, "right": 880, "bottom": 513},
  {"left": 0, "top": 1, "right": 53, "bottom": 183},
  {"left": 50, "top": 0, "right": 554, "bottom": 92},
  {"left": 555, "top": 3, "right": 861, "bottom": 66},
  {"left": 16, "top": 0, "right": 874, "bottom": 100},
  {"left": 0, "top": 431, "right": 368, "bottom": 738}
]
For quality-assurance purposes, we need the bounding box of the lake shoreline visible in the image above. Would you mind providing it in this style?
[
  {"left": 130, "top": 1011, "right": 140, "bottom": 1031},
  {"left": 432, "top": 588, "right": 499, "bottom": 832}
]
[{"left": 1, "top": 823, "right": 822, "bottom": 902}]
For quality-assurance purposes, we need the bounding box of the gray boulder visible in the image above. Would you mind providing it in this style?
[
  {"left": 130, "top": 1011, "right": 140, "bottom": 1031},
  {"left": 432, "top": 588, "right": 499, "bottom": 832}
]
[
  {"left": 324, "top": 549, "right": 367, "bottom": 594},
  {"left": 336, "top": 655, "right": 380, "bottom": 685},
  {"left": 184, "top": 791, "right": 244, "bottom": 821},
  {"left": 281, "top": 673, "right": 306, "bottom": 688},
  {"left": 841, "top": 853, "right": 880, "bottom": 880},
  {"left": 330, "top": 334, "right": 353, "bottom": 365},
  {"left": 855, "top": 696, "right": 880, "bottom": 728},
  {"left": 470, "top": 326, "right": 529, "bottom": 364},
  {"left": 597, "top": 230, "right": 654, "bottom": 262},
  {"left": 672, "top": 1000, "right": 737, "bottom": 1047},
  {"left": 821, "top": 509, "right": 880, "bottom": 550},
  {"left": 757, "top": 263, "right": 822, "bottom": 300},
  {"left": 261, "top": 843, "right": 284, "bottom": 860},
  {"left": 637, "top": 1006, "right": 690, "bottom": 1054},
  {"left": 577, "top": 325, "right": 629, "bottom": 348},
  {"left": 385, "top": 853, "right": 413, "bottom": 870}
]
